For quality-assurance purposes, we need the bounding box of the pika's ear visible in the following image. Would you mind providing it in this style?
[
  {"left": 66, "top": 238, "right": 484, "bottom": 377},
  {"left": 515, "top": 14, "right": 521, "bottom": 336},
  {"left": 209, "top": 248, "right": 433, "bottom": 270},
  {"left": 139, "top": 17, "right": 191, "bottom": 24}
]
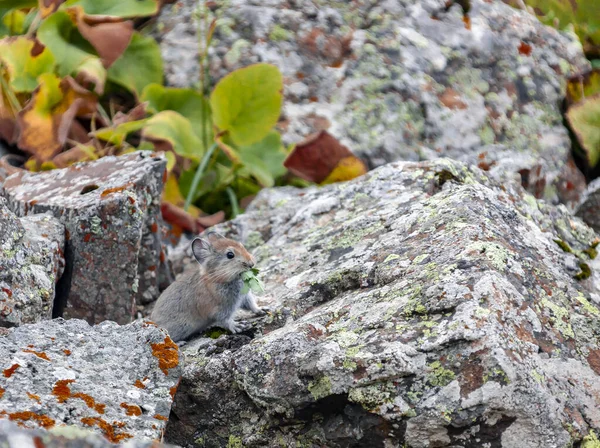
[
  {"left": 206, "top": 231, "right": 225, "bottom": 242},
  {"left": 191, "top": 238, "right": 212, "bottom": 264}
]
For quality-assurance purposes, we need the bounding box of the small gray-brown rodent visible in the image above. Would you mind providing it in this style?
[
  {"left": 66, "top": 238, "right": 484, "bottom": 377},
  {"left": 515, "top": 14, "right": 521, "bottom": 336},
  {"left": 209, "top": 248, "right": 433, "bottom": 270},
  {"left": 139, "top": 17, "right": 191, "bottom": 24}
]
[{"left": 150, "top": 232, "right": 267, "bottom": 342}]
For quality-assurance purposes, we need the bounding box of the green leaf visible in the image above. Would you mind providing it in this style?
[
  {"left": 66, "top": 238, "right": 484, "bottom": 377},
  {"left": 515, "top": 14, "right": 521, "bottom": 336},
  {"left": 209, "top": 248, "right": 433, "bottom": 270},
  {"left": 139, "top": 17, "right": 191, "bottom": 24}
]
[
  {"left": 93, "top": 119, "right": 148, "bottom": 145},
  {"left": 1, "top": 0, "right": 37, "bottom": 9},
  {"left": 107, "top": 31, "right": 162, "bottom": 97},
  {"left": 37, "top": 10, "right": 106, "bottom": 92},
  {"left": 239, "top": 131, "right": 287, "bottom": 180},
  {"left": 1, "top": 9, "right": 26, "bottom": 36},
  {"left": 141, "top": 110, "right": 204, "bottom": 161},
  {"left": 0, "top": 36, "right": 56, "bottom": 93},
  {"left": 61, "top": 0, "right": 159, "bottom": 18},
  {"left": 141, "top": 83, "right": 212, "bottom": 141},
  {"left": 210, "top": 63, "right": 282, "bottom": 146},
  {"left": 241, "top": 269, "right": 264, "bottom": 294},
  {"left": 566, "top": 93, "right": 600, "bottom": 168}
]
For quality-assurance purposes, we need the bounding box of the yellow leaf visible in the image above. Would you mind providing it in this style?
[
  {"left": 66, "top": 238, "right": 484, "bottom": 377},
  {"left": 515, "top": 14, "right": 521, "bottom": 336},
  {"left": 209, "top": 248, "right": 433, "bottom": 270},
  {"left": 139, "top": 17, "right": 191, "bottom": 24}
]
[{"left": 320, "top": 156, "right": 368, "bottom": 185}]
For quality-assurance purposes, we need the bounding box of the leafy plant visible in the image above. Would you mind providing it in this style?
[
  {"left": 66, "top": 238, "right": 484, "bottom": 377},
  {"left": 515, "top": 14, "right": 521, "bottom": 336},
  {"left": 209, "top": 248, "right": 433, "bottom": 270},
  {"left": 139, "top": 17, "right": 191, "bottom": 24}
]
[{"left": 0, "top": 0, "right": 368, "bottom": 234}]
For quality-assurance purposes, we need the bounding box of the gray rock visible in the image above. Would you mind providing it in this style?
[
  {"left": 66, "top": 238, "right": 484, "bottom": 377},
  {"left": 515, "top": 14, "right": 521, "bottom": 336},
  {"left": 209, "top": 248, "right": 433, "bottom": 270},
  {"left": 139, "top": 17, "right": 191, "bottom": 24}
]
[
  {"left": 156, "top": 0, "right": 589, "bottom": 208},
  {"left": 576, "top": 177, "right": 600, "bottom": 233},
  {"left": 0, "top": 318, "right": 182, "bottom": 444},
  {"left": 165, "top": 159, "right": 600, "bottom": 448},
  {"left": 0, "top": 419, "right": 178, "bottom": 448},
  {"left": 0, "top": 197, "right": 65, "bottom": 327},
  {"left": 0, "top": 152, "right": 170, "bottom": 325}
]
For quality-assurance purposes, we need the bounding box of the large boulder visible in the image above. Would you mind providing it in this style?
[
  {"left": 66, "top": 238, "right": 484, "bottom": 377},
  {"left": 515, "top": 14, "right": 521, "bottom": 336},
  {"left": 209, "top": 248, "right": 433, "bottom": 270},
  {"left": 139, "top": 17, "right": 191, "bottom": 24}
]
[
  {"left": 0, "top": 197, "right": 65, "bottom": 327},
  {"left": 0, "top": 419, "right": 177, "bottom": 448},
  {"left": 156, "top": 0, "right": 590, "bottom": 209},
  {"left": 166, "top": 159, "right": 600, "bottom": 448},
  {"left": 0, "top": 152, "right": 169, "bottom": 325},
  {"left": 0, "top": 318, "right": 182, "bottom": 443}
]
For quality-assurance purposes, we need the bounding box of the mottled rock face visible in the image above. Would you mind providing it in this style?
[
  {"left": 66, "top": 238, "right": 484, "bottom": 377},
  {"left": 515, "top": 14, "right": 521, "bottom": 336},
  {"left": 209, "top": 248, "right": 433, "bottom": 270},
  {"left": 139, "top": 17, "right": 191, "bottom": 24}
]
[
  {"left": 0, "top": 419, "right": 178, "bottom": 448},
  {"left": 166, "top": 159, "right": 600, "bottom": 448},
  {"left": 0, "top": 318, "right": 182, "bottom": 443},
  {"left": 1, "top": 152, "right": 169, "bottom": 325},
  {"left": 0, "top": 197, "right": 65, "bottom": 327},
  {"left": 156, "top": 0, "right": 589, "bottom": 208}
]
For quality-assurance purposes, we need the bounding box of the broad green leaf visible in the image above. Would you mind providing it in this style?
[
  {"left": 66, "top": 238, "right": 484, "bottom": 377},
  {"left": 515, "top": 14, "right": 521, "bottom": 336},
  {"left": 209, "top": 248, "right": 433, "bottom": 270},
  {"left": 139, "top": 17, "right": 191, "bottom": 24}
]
[
  {"left": 61, "top": 0, "right": 159, "bottom": 18},
  {"left": 1, "top": 0, "right": 37, "bottom": 9},
  {"left": 321, "top": 156, "right": 368, "bottom": 185},
  {"left": 210, "top": 63, "right": 282, "bottom": 146},
  {"left": 239, "top": 131, "right": 287, "bottom": 179},
  {"left": 241, "top": 269, "right": 264, "bottom": 294},
  {"left": 37, "top": 10, "right": 106, "bottom": 93},
  {"left": 107, "top": 32, "right": 162, "bottom": 97},
  {"left": 141, "top": 83, "right": 212, "bottom": 141},
  {"left": 1, "top": 9, "right": 26, "bottom": 35},
  {"left": 238, "top": 152, "right": 274, "bottom": 187},
  {"left": 93, "top": 119, "right": 148, "bottom": 146},
  {"left": 0, "top": 36, "right": 56, "bottom": 92},
  {"left": 141, "top": 110, "right": 204, "bottom": 161},
  {"left": 566, "top": 93, "right": 600, "bottom": 167}
]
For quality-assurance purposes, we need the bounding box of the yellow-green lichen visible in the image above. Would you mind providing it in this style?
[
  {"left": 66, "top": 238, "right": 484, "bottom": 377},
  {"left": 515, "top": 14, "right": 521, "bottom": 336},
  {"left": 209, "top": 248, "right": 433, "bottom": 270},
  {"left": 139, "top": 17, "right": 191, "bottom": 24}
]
[
  {"left": 468, "top": 242, "right": 510, "bottom": 271},
  {"left": 531, "top": 369, "right": 545, "bottom": 384},
  {"left": 269, "top": 24, "right": 291, "bottom": 41},
  {"left": 541, "top": 297, "right": 575, "bottom": 338},
  {"left": 348, "top": 383, "right": 393, "bottom": 410},
  {"left": 384, "top": 253, "right": 401, "bottom": 263},
  {"left": 427, "top": 361, "right": 456, "bottom": 387},
  {"left": 582, "top": 430, "right": 600, "bottom": 448},
  {"left": 308, "top": 376, "right": 332, "bottom": 400},
  {"left": 227, "top": 435, "right": 244, "bottom": 448},
  {"left": 576, "top": 293, "right": 600, "bottom": 316}
]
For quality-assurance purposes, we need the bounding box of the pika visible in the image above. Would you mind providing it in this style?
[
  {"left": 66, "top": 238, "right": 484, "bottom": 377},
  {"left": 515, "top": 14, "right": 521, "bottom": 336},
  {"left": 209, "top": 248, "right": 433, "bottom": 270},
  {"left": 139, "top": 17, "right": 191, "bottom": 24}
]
[{"left": 150, "top": 232, "right": 267, "bottom": 342}]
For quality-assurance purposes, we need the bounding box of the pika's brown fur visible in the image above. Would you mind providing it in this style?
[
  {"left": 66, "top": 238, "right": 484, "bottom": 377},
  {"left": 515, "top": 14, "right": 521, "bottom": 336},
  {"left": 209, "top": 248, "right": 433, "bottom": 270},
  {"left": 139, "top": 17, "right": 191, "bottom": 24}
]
[{"left": 150, "top": 233, "right": 266, "bottom": 341}]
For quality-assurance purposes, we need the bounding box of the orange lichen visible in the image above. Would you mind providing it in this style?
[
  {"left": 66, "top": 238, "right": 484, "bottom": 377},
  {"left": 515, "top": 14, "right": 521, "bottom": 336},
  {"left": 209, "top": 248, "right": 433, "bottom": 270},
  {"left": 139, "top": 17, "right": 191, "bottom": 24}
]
[
  {"left": 120, "top": 402, "right": 142, "bottom": 416},
  {"left": 8, "top": 411, "right": 55, "bottom": 428},
  {"left": 518, "top": 41, "right": 532, "bottom": 56},
  {"left": 170, "top": 378, "right": 181, "bottom": 399},
  {"left": 52, "top": 379, "right": 105, "bottom": 413},
  {"left": 3, "top": 364, "right": 19, "bottom": 378},
  {"left": 26, "top": 392, "right": 41, "bottom": 403},
  {"left": 100, "top": 186, "right": 127, "bottom": 197},
  {"left": 81, "top": 417, "right": 133, "bottom": 443},
  {"left": 134, "top": 380, "right": 146, "bottom": 389},
  {"left": 150, "top": 336, "right": 179, "bottom": 375},
  {"left": 153, "top": 414, "right": 168, "bottom": 421},
  {"left": 63, "top": 349, "right": 71, "bottom": 356},
  {"left": 22, "top": 349, "right": 50, "bottom": 361},
  {"left": 0, "top": 387, "right": 4, "bottom": 399}
]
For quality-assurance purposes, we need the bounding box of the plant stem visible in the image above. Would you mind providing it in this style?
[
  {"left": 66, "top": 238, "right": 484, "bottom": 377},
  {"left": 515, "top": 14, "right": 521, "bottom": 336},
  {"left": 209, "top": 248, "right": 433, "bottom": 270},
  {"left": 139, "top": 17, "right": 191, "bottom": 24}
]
[
  {"left": 185, "top": 141, "right": 218, "bottom": 212},
  {"left": 225, "top": 187, "right": 239, "bottom": 218}
]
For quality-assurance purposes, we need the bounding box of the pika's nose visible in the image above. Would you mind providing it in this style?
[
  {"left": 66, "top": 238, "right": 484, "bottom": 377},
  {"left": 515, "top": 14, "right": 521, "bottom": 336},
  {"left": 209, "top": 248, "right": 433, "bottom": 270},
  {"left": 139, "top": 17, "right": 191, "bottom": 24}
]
[{"left": 244, "top": 260, "right": 255, "bottom": 268}]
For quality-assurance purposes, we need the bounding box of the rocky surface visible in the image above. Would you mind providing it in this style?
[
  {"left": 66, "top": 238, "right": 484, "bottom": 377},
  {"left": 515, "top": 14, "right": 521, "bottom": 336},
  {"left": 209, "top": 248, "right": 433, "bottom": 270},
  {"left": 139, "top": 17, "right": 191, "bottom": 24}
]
[
  {"left": 0, "top": 419, "right": 177, "bottom": 448},
  {"left": 166, "top": 159, "right": 600, "bottom": 448},
  {"left": 0, "top": 318, "right": 182, "bottom": 443},
  {"left": 0, "top": 197, "right": 65, "bottom": 327},
  {"left": 576, "top": 178, "right": 600, "bottom": 234},
  {"left": 156, "top": 0, "right": 590, "bottom": 209},
  {"left": 0, "top": 152, "right": 170, "bottom": 325}
]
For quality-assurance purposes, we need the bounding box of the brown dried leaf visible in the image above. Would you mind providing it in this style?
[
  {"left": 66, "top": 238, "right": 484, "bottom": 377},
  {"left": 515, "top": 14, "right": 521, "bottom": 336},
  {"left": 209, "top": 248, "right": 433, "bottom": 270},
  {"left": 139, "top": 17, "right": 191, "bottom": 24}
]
[
  {"left": 17, "top": 75, "right": 97, "bottom": 162},
  {"left": 39, "top": 0, "right": 66, "bottom": 18},
  {"left": 66, "top": 6, "right": 134, "bottom": 69},
  {"left": 284, "top": 130, "right": 365, "bottom": 184}
]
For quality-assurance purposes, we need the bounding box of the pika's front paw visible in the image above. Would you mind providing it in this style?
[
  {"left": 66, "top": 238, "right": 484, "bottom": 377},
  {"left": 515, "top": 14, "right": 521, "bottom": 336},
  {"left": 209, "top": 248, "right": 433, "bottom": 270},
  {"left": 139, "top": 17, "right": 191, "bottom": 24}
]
[{"left": 227, "top": 320, "right": 251, "bottom": 334}]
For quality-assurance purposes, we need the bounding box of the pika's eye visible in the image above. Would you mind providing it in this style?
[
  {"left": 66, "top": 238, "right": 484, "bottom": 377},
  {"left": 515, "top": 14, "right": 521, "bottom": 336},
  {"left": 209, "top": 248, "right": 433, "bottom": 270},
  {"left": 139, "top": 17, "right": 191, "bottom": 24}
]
[{"left": 226, "top": 251, "right": 235, "bottom": 259}]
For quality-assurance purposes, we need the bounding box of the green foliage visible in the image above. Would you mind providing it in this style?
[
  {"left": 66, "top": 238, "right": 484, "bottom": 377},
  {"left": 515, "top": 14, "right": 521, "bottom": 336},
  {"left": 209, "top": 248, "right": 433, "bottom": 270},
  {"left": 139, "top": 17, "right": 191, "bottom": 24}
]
[
  {"left": 107, "top": 32, "right": 163, "bottom": 97},
  {"left": 37, "top": 10, "right": 106, "bottom": 91},
  {"left": 241, "top": 268, "right": 265, "bottom": 294},
  {"left": 63, "top": 0, "right": 160, "bottom": 18},
  {"left": 210, "top": 63, "right": 283, "bottom": 146},
  {"left": 566, "top": 93, "right": 600, "bottom": 168},
  {"left": 0, "top": 36, "right": 56, "bottom": 92},
  {"left": 142, "top": 111, "right": 204, "bottom": 161}
]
